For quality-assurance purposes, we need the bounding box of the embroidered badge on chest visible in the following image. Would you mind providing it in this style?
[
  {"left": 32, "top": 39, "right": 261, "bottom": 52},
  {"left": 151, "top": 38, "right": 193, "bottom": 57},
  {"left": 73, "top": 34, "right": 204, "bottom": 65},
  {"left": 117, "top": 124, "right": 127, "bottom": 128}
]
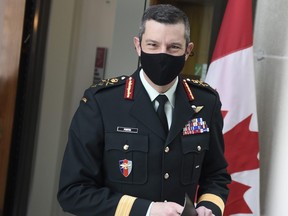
[
  {"left": 183, "top": 118, "right": 210, "bottom": 135},
  {"left": 119, "top": 159, "right": 132, "bottom": 177}
]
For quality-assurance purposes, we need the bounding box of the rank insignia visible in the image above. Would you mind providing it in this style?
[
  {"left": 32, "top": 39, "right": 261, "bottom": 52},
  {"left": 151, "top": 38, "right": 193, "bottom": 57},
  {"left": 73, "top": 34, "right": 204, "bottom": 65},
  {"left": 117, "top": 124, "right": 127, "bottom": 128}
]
[
  {"left": 183, "top": 118, "right": 209, "bottom": 135},
  {"left": 81, "top": 97, "right": 87, "bottom": 103},
  {"left": 119, "top": 159, "right": 132, "bottom": 177},
  {"left": 182, "top": 79, "right": 194, "bottom": 101},
  {"left": 124, "top": 77, "right": 135, "bottom": 100}
]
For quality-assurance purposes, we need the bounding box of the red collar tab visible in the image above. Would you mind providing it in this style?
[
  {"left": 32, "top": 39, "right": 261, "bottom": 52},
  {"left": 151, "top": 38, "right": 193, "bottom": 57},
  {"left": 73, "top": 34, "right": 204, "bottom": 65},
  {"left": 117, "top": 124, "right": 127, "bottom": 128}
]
[
  {"left": 182, "top": 79, "right": 194, "bottom": 101},
  {"left": 124, "top": 77, "right": 135, "bottom": 100}
]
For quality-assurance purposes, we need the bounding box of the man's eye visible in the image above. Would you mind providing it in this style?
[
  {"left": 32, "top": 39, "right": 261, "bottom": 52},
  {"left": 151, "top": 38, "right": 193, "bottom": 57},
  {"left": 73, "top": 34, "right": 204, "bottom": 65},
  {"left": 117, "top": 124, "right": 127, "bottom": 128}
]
[
  {"left": 147, "top": 43, "right": 157, "bottom": 47},
  {"left": 171, "top": 45, "right": 181, "bottom": 49}
]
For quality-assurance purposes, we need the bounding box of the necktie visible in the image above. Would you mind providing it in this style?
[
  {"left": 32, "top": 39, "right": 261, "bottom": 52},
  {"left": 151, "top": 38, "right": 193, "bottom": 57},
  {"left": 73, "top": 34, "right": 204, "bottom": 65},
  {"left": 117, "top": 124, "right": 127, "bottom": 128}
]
[{"left": 156, "top": 94, "right": 168, "bottom": 135}]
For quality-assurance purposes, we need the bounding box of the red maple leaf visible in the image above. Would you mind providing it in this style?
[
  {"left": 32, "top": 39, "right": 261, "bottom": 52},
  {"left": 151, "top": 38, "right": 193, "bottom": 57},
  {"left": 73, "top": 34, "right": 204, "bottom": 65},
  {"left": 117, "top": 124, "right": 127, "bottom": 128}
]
[
  {"left": 224, "top": 180, "right": 252, "bottom": 215},
  {"left": 224, "top": 114, "right": 259, "bottom": 174},
  {"left": 221, "top": 112, "right": 260, "bottom": 215}
]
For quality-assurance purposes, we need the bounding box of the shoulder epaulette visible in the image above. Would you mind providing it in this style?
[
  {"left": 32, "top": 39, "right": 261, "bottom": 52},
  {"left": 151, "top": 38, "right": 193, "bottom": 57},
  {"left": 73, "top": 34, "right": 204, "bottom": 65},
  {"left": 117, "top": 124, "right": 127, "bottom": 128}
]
[
  {"left": 81, "top": 76, "right": 129, "bottom": 103},
  {"left": 184, "top": 78, "right": 217, "bottom": 94},
  {"left": 89, "top": 76, "right": 129, "bottom": 93},
  {"left": 182, "top": 78, "right": 218, "bottom": 102},
  {"left": 81, "top": 76, "right": 136, "bottom": 103}
]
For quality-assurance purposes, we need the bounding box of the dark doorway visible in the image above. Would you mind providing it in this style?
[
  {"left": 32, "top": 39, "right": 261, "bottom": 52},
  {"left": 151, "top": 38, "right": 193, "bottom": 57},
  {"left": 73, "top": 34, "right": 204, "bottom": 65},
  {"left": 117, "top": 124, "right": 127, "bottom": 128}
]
[{"left": 2, "top": 0, "right": 51, "bottom": 215}]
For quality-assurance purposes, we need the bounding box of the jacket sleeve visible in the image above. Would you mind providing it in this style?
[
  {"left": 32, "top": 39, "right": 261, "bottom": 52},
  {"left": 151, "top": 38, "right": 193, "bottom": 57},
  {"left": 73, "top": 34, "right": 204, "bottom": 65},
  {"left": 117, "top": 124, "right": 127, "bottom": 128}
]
[
  {"left": 57, "top": 88, "right": 151, "bottom": 216},
  {"left": 196, "top": 93, "right": 231, "bottom": 216}
]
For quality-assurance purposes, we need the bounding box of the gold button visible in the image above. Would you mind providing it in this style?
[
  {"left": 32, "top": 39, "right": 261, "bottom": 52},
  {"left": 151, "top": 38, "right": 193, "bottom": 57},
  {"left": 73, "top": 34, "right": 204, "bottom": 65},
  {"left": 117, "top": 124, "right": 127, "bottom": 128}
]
[
  {"left": 164, "top": 173, "right": 169, "bottom": 179},
  {"left": 197, "top": 145, "right": 201, "bottom": 151},
  {"left": 164, "top": 146, "right": 170, "bottom": 153},
  {"left": 123, "top": 144, "right": 129, "bottom": 151}
]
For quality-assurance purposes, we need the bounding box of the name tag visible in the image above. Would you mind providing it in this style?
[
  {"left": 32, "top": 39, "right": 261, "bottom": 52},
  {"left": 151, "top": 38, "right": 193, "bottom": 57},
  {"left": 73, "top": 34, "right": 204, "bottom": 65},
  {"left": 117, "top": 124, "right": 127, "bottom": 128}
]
[{"left": 117, "top": 126, "right": 138, "bottom": 134}]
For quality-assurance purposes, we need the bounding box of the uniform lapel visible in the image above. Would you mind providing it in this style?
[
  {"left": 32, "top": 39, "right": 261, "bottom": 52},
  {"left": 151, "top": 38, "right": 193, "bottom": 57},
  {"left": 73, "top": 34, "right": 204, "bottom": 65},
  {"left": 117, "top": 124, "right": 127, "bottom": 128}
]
[
  {"left": 129, "top": 71, "right": 167, "bottom": 140},
  {"left": 166, "top": 82, "right": 195, "bottom": 145}
]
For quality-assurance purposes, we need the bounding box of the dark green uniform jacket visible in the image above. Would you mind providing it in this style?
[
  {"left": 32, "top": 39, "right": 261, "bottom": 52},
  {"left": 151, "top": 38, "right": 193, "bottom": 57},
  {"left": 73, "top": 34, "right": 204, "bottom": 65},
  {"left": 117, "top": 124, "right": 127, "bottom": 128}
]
[{"left": 57, "top": 69, "right": 231, "bottom": 216}]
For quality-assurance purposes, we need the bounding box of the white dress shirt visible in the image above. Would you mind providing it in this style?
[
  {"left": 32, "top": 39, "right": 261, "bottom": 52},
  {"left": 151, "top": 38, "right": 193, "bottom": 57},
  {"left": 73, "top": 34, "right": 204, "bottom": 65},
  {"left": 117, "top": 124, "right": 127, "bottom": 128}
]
[{"left": 139, "top": 69, "right": 178, "bottom": 130}]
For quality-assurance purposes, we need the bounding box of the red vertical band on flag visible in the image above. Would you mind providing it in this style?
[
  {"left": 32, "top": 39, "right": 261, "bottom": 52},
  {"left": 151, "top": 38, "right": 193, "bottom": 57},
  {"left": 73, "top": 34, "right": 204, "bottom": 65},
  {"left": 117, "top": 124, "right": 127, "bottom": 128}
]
[{"left": 212, "top": 0, "right": 253, "bottom": 62}]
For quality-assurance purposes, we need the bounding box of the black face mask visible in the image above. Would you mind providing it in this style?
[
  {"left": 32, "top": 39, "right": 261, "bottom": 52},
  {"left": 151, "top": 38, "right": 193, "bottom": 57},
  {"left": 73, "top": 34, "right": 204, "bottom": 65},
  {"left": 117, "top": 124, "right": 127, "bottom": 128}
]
[{"left": 140, "top": 50, "right": 185, "bottom": 86}]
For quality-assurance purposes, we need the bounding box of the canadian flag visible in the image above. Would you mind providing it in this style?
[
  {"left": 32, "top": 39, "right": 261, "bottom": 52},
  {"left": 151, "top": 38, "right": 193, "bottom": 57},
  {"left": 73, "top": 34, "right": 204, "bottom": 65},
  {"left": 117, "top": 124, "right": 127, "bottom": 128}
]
[{"left": 205, "top": 0, "right": 260, "bottom": 215}]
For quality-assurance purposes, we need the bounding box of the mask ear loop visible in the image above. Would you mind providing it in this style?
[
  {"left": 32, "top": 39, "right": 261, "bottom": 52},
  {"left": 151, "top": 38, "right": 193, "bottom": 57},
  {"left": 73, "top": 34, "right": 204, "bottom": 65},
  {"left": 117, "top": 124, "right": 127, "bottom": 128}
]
[
  {"left": 137, "top": 40, "right": 143, "bottom": 68},
  {"left": 137, "top": 52, "right": 141, "bottom": 68}
]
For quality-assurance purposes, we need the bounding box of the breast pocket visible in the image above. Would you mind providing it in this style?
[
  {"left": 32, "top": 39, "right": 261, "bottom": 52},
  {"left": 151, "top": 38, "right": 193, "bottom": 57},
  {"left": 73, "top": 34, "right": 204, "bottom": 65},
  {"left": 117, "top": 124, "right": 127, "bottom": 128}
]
[
  {"left": 104, "top": 132, "right": 148, "bottom": 184},
  {"left": 181, "top": 134, "right": 209, "bottom": 185}
]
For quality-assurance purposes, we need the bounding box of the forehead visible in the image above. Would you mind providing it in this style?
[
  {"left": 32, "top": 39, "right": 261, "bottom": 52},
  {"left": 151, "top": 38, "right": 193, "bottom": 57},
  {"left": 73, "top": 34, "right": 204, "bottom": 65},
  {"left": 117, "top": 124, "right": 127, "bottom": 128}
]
[{"left": 142, "top": 20, "right": 186, "bottom": 43}]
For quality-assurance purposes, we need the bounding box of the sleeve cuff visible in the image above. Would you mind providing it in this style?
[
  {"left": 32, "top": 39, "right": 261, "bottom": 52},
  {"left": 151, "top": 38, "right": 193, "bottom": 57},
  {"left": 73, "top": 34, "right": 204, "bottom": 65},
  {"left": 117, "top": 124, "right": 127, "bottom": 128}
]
[
  {"left": 115, "top": 195, "right": 152, "bottom": 216},
  {"left": 197, "top": 193, "right": 225, "bottom": 216},
  {"left": 115, "top": 195, "right": 137, "bottom": 216}
]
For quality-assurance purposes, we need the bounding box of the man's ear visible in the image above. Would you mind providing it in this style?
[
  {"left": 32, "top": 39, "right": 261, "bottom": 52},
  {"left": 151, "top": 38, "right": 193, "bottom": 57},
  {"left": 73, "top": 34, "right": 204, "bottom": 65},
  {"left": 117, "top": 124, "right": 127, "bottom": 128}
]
[
  {"left": 185, "top": 42, "right": 194, "bottom": 60},
  {"left": 133, "top": 37, "right": 141, "bottom": 56}
]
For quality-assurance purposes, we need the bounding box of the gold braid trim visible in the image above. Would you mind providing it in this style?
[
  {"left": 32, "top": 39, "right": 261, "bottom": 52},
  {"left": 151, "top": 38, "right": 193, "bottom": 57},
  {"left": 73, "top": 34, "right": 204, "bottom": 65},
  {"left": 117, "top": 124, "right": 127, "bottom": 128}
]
[
  {"left": 115, "top": 195, "right": 137, "bottom": 216},
  {"left": 197, "top": 193, "right": 225, "bottom": 215}
]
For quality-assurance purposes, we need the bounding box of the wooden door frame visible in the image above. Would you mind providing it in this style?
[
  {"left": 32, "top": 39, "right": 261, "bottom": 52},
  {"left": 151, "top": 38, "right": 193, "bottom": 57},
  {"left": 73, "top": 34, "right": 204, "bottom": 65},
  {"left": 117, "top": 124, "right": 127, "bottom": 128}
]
[
  {"left": 0, "top": 0, "right": 26, "bottom": 214},
  {"left": 3, "top": 0, "right": 51, "bottom": 215}
]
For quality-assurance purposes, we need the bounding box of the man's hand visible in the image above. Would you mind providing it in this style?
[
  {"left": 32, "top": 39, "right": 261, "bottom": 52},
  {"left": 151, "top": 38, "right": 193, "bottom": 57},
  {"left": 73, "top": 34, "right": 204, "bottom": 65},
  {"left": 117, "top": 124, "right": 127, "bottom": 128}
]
[
  {"left": 150, "top": 202, "right": 184, "bottom": 216},
  {"left": 196, "top": 206, "right": 215, "bottom": 216}
]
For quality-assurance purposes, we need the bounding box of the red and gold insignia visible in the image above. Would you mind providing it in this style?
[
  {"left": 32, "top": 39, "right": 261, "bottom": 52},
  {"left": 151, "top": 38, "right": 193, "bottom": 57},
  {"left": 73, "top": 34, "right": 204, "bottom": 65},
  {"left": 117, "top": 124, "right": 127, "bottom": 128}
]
[
  {"left": 182, "top": 79, "right": 194, "bottom": 101},
  {"left": 124, "top": 77, "right": 135, "bottom": 100}
]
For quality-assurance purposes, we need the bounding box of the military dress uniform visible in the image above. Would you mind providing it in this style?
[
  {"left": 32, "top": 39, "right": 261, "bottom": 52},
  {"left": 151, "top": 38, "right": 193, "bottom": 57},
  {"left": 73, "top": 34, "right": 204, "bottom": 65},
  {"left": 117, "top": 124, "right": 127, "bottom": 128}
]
[{"left": 57, "top": 68, "right": 231, "bottom": 216}]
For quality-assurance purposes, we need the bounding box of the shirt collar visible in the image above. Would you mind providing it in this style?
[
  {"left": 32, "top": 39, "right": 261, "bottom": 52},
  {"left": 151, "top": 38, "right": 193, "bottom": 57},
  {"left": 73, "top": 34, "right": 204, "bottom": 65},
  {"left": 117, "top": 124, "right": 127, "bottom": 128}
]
[{"left": 139, "top": 69, "right": 177, "bottom": 108}]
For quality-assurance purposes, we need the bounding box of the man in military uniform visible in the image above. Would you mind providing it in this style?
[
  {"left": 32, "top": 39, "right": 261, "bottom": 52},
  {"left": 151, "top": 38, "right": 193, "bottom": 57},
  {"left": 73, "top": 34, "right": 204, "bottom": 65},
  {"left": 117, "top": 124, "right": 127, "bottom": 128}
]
[{"left": 58, "top": 4, "right": 230, "bottom": 216}]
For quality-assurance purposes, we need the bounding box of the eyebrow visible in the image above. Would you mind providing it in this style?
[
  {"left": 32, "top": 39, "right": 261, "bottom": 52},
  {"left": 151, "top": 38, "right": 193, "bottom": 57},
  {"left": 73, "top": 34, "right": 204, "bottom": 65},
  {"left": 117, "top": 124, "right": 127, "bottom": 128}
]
[
  {"left": 144, "top": 39, "right": 183, "bottom": 47},
  {"left": 170, "top": 42, "right": 183, "bottom": 47},
  {"left": 144, "top": 39, "right": 158, "bottom": 44}
]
